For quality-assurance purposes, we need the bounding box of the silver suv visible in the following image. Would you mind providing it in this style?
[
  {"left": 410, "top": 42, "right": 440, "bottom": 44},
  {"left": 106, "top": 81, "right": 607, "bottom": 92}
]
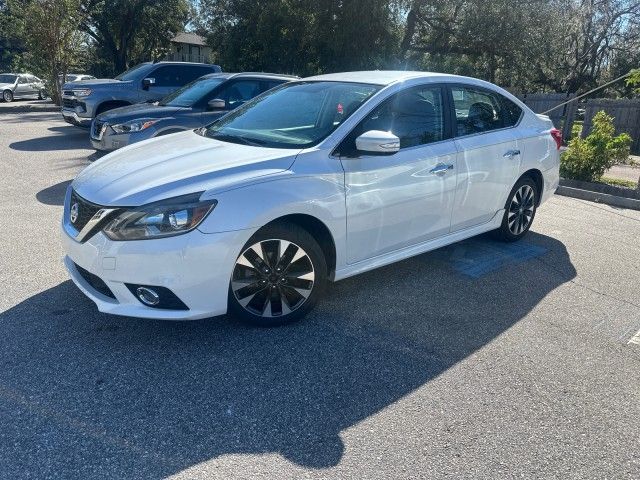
[{"left": 61, "top": 62, "right": 221, "bottom": 127}]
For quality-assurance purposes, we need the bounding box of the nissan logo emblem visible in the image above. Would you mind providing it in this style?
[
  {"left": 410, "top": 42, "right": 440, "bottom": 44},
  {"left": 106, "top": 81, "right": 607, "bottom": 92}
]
[{"left": 70, "top": 203, "right": 79, "bottom": 223}]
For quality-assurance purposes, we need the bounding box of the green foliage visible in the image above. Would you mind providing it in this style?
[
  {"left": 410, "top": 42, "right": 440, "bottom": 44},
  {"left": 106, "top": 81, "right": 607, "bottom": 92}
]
[
  {"left": 600, "top": 176, "right": 638, "bottom": 189},
  {"left": 627, "top": 69, "right": 640, "bottom": 94},
  {"left": 8, "top": 0, "right": 86, "bottom": 104},
  {"left": 81, "top": 0, "right": 191, "bottom": 76},
  {"left": 195, "top": 0, "right": 402, "bottom": 76},
  {"left": 561, "top": 111, "right": 633, "bottom": 182}
]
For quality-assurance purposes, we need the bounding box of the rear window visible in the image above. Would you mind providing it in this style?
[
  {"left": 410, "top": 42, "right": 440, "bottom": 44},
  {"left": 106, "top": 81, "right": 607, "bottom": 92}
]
[{"left": 0, "top": 74, "right": 17, "bottom": 83}]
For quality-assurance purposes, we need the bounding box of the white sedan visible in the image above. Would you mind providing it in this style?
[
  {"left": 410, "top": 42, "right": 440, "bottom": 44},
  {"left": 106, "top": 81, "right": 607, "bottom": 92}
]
[{"left": 61, "top": 71, "right": 561, "bottom": 326}]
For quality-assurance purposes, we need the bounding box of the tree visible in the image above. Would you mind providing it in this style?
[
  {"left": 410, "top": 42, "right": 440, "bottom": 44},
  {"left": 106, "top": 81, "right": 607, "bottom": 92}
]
[
  {"left": 9, "top": 0, "right": 86, "bottom": 105},
  {"left": 80, "top": 0, "right": 191, "bottom": 76},
  {"left": 195, "top": 0, "right": 402, "bottom": 76}
]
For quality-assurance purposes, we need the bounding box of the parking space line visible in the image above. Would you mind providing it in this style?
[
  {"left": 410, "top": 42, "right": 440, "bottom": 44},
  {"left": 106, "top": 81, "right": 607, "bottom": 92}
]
[{"left": 627, "top": 328, "right": 640, "bottom": 346}]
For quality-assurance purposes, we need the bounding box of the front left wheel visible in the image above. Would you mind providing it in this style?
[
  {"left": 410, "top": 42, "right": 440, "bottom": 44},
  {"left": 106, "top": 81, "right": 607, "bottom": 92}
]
[
  {"left": 3, "top": 90, "right": 13, "bottom": 102},
  {"left": 228, "top": 224, "right": 327, "bottom": 327}
]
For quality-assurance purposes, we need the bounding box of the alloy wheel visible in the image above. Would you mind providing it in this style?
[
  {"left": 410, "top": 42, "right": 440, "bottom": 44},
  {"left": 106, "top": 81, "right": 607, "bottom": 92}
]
[
  {"left": 231, "top": 239, "right": 315, "bottom": 318},
  {"left": 3, "top": 90, "right": 13, "bottom": 102},
  {"left": 507, "top": 184, "right": 535, "bottom": 235}
]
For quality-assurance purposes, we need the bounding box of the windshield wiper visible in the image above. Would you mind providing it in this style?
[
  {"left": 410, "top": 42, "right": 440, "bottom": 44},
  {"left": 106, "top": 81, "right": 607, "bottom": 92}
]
[{"left": 206, "top": 133, "right": 266, "bottom": 147}]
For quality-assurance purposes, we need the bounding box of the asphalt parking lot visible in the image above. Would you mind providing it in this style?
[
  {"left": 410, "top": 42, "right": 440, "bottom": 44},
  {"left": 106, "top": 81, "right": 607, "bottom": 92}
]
[{"left": 1, "top": 101, "right": 639, "bottom": 479}]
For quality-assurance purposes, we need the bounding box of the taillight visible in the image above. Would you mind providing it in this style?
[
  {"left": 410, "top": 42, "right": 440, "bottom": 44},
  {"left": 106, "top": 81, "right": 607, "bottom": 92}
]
[{"left": 550, "top": 128, "right": 563, "bottom": 150}]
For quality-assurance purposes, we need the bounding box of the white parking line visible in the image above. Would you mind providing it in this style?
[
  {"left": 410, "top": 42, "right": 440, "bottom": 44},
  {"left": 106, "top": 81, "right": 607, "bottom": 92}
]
[{"left": 628, "top": 328, "right": 640, "bottom": 346}]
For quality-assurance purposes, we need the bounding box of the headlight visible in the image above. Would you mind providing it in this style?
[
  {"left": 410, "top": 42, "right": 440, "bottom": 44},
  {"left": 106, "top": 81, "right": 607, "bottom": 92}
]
[
  {"left": 72, "top": 88, "right": 92, "bottom": 97},
  {"left": 103, "top": 193, "right": 217, "bottom": 241},
  {"left": 111, "top": 119, "right": 158, "bottom": 134}
]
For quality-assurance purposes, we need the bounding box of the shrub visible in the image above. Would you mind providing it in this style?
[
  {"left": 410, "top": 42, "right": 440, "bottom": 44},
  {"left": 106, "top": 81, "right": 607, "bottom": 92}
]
[{"left": 560, "top": 111, "right": 632, "bottom": 182}]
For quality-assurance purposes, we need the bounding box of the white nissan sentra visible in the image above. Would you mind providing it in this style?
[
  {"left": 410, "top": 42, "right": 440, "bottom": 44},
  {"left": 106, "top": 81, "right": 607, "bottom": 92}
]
[{"left": 62, "top": 71, "right": 561, "bottom": 326}]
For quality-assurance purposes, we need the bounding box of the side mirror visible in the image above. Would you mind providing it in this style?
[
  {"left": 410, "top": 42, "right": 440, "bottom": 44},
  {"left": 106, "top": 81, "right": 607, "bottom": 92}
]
[
  {"left": 207, "top": 98, "right": 227, "bottom": 110},
  {"left": 355, "top": 130, "right": 400, "bottom": 155},
  {"left": 142, "top": 77, "right": 156, "bottom": 89}
]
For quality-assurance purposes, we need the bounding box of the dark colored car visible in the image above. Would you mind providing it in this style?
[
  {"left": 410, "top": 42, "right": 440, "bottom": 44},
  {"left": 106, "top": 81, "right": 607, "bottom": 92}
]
[
  {"left": 90, "top": 72, "right": 297, "bottom": 151},
  {"left": 61, "top": 61, "right": 222, "bottom": 128}
]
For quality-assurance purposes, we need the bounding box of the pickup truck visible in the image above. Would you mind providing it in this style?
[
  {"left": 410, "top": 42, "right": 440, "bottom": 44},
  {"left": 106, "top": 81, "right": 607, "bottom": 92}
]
[{"left": 61, "top": 61, "right": 222, "bottom": 128}]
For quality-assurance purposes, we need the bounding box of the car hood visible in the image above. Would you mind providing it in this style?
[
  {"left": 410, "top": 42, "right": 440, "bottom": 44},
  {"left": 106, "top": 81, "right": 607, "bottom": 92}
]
[
  {"left": 0, "top": 82, "right": 15, "bottom": 89},
  {"left": 96, "top": 103, "right": 186, "bottom": 123},
  {"left": 63, "top": 79, "right": 130, "bottom": 90},
  {"left": 72, "top": 130, "right": 298, "bottom": 206}
]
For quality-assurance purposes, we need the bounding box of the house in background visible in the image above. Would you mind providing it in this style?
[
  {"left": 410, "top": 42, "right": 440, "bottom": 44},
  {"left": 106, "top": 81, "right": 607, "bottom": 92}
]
[{"left": 165, "top": 32, "right": 212, "bottom": 64}]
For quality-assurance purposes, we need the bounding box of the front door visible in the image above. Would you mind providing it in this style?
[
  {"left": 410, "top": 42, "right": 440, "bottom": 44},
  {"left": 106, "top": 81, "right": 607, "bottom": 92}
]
[{"left": 337, "top": 84, "right": 458, "bottom": 264}]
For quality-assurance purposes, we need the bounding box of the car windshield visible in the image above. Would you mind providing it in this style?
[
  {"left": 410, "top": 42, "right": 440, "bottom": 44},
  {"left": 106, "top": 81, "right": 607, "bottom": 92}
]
[
  {"left": 201, "top": 81, "right": 381, "bottom": 149},
  {"left": 0, "top": 74, "right": 17, "bottom": 83},
  {"left": 159, "top": 77, "right": 227, "bottom": 107},
  {"left": 114, "top": 63, "right": 150, "bottom": 81}
]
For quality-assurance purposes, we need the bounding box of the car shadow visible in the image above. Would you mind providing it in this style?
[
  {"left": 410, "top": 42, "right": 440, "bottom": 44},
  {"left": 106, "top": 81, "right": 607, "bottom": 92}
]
[
  {"left": 0, "top": 232, "right": 576, "bottom": 478},
  {"left": 9, "top": 123, "right": 90, "bottom": 151},
  {"left": 36, "top": 180, "right": 72, "bottom": 206}
]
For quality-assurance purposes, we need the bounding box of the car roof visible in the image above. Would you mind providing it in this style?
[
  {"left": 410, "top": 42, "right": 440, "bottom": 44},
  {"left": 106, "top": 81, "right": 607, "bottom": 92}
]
[
  {"left": 199, "top": 72, "right": 299, "bottom": 81},
  {"left": 303, "top": 70, "right": 469, "bottom": 86},
  {"left": 144, "top": 61, "right": 222, "bottom": 68}
]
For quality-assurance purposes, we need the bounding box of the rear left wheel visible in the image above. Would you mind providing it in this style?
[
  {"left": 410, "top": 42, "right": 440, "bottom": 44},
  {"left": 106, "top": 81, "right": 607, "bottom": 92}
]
[
  {"left": 493, "top": 177, "right": 538, "bottom": 242},
  {"left": 228, "top": 224, "right": 327, "bottom": 327}
]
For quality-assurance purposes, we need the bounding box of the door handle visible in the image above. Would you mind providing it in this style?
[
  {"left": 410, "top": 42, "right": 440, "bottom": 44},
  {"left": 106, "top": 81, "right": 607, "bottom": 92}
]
[
  {"left": 429, "top": 163, "right": 454, "bottom": 176},
  {"left": 503, "top": 149, "right": 521, "bottom": 158}
]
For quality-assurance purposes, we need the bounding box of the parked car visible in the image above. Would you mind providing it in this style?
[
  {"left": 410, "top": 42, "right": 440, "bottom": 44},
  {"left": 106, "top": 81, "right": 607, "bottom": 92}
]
[
  {"left": 0, "top": 73, "right": 46, "bottom": 102},
  {"left": 59, "top": 73, "right": 96, "bottom": 83},
  {"left": 62, "top": 71, "right": 561, "bottom": 326},
  {"left": 90, "top": 72, "right": 297, "bottom": 151},
  {"left": 61, "top": 61, "right": 222, "bottom": 128}
]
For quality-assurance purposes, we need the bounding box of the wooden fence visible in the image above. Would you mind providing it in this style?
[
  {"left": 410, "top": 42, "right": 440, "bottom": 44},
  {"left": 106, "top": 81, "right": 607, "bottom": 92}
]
[
  {"left": 582, "top": 99, "right": 640, "bottom": 155},
  {"left": 515, "top": 93, "right": 577, "bottom": 140}
]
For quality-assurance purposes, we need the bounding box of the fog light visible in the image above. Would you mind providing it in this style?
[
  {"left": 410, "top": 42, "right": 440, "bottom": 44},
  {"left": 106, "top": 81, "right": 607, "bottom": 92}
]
[{"left": 136, "top": 286, "right": 160, "bottom": 306}]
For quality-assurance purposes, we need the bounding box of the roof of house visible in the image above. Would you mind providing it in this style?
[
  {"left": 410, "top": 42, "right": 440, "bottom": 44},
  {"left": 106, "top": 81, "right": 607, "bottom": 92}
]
[{"left": 171, "top": 32, "right": 207, "bottom": 46}]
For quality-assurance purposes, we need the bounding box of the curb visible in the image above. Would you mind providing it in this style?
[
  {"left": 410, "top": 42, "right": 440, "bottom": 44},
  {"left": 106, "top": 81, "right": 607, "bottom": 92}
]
[
  {"left": 556, "top": 185, "right": 640, "bottom": 211},
  {"left": 0, "top": 102, "right": 60, "bottom": 114}
]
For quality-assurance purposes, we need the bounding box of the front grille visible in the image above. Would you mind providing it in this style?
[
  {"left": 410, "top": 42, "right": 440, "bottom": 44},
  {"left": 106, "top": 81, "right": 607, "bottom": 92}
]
[
  {"left": 62, "top": 97, "right": 76, "bottom": 109},
  {"left": 74, "top": 263, "right": 116, "bottom": 299},
  {"left": 69, "top": 190, "right": 102, "bottom": 232},
  {"left": 63, "top": 90, "right": 74, "bottom": 96}
]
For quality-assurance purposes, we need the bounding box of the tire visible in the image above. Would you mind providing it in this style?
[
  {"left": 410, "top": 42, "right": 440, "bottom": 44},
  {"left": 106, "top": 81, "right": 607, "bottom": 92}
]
[
  {"left": 3, "top": 90, "right": 13, "bottom": 103},
  {"left": 493, "top": 176, "right": 538, "bottom": 242},
  {"left": 228, "top": 223, "right": 327, "bottom": 327},
  {"left": 38, "top": 89, "right": 46, "bottom": 100}
]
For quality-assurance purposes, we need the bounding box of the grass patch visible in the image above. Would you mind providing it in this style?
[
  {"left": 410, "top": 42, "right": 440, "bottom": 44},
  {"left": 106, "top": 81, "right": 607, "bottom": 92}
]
[{"left": 600, "top": 176, "right": 638, "bottom": 189}]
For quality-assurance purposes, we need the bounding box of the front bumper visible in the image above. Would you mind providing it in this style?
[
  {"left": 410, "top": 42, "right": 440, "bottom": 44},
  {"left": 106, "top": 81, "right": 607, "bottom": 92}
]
[
  {"left": 61, "top": 224, "right": 256, "bottom": 320},
  {"left": 62, "top": 108, "right": 91, "bottom": 128},
  {"left": 90, "top": 120, "right": 156, "bottom": 151}
]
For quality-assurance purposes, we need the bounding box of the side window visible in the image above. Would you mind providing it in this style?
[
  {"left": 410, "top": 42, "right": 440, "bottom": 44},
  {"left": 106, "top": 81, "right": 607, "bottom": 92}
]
[
  {"left": 264, "top": 80, "right": 286, "bottom": 91},
  {"left": 339, "top": 85, "right": 445, "bottom": 155},
  {"left": 18, "top": 76, "right": 29, "bottom": 84},
  {"left": 501, "top": 96, "right": 523, "bottom": 128},
  {"left": 151, "top": 66, "right": 182, "bottom": 87},
  {"left": 451, "top": 86, "right": 516, "bottom": 136},
  {"left": 180, "top": 65, "right": 213, "bottom": 84},
  {"left": 218, "top": 80, "right": 262, "bottom": 109}
]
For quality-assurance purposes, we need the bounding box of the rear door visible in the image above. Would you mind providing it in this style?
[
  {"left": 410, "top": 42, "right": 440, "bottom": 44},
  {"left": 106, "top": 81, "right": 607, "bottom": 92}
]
[
  {"left": 448, "top": 84, "right": 522, "bottom": 232},
  {"left": 337, "top": 83, "right": 458, "bottom": 264}
]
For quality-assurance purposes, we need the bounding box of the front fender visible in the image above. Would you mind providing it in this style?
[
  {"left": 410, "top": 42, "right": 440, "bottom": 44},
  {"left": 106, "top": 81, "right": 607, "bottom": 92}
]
[{"left": 198, "top": 174, "right": 347, "bottom": 267}]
